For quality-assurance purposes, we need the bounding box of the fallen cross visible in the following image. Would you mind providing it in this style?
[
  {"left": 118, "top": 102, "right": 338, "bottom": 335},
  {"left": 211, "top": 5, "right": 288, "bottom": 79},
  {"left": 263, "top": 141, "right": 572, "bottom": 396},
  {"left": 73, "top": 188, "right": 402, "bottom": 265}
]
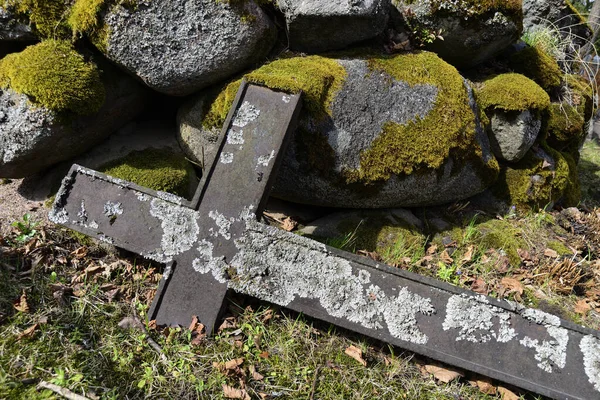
[{"left": 50, "top": 82, "right": 600, "bottom": 400}]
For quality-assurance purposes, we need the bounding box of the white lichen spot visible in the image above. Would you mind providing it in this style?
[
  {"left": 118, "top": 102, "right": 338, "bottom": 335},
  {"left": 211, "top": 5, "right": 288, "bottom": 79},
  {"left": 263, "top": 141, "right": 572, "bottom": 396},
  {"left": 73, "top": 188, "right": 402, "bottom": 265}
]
[
  {"left": 257, "top": 150, "right": 275, "bottom": 168},
  {"left": 519, "top": 308, "right": 568, "bottom": 373},
  {"left": 282, "top": 95, "right": 291, "bottom": 103},
  {"left": 49, "top": 208, "right": 69, "bottom": 224},
  {"left": 232, "top": 101, "right": 260, "bottom": 128},
  {"left": 103, "top": 201, "right": 123, "bottom": 218},
  {"left": 148, "top": 198, "right": 200, "bottom": 263},
  {"left": 220, "top": 152, "right": 234, "bottom": 164},
  {"left": 580, "top": 335, "right": 600, "bottom": 392},
  {"left": 227, "top": 129, "right": 244, "bottom": 145},
  {"left": 156, "top": 191, "right": 184, "bottom": 205},
  {"left": 238, "top": 204, "right": 256, "bottom": 222},
  {"left": 191, "top": 239, "right": 228, "bottom": 283},
  {"left": 162, "top": 263, "right": 173, "bottom": 280},
  {"left": 98, "top": 234, "right": 114, "bottom": 244},
  {"left": 226, "top": 220, "right": 435, "bottom": 343},
  {"left": 443, "top": 294, "right": 516, "bottom": 343},
  {"left": 77, "top": 200, "right": 88, "bottom": 221},
  {"left": 134, "top": 191, "right": 150, "bottom": 202},
  {"left": 208, "top": 210, "right": 234, "bottom": 240},
  {"left": 383, "top": 287, "right": 435, "bottom": 344}
]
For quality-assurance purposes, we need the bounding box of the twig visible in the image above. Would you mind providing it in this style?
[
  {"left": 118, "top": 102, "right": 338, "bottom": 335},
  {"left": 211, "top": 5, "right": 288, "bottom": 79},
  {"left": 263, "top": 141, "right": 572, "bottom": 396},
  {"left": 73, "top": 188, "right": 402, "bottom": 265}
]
[
  {"left": 308, "top": 366, "right": 320, "bottom": 400},
  {"left": 36, "top": 381, "right": 91, "bottom": 400},
  {"left": 119, "top": 315, "right": 167, "bottom": 362}
]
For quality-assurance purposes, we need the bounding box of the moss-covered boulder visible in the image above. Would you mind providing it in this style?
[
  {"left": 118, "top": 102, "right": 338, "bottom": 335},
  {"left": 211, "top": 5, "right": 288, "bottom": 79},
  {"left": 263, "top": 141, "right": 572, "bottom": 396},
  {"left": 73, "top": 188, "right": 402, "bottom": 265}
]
[
  {"left": 95, "top": 0, "right": 276, "bottom": 96},
  {"left": 509, "top": 46, "right": 563, "bottom": 92},
  {"left": 492, "top": 143, "right": 579, "bottom": 211},
  {"left": 478, "top": 73, "right": 550, "bottom": 162},
  {"left": 392, "top": 0, "right": 523, "bottom": 69},
  {"left": 0, "top": 40, "right": 148, "bottom": 178},
  {"left": 277, "top": 0, "right": 389, "bottom": 53},
  {"left": 178, "top": 52, "right": 499, "bottom": 208}
]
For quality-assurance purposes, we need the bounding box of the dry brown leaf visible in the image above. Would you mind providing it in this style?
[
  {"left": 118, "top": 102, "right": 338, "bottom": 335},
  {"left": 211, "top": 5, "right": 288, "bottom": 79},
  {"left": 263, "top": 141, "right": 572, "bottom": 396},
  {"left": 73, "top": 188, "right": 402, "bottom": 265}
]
[
  {"left": 249, "top": 365, "right": 264, "bottom": 381},
  {"left": 260, "top": 309, "right": 274, "bottom": 324},
  {"left": 461, "top": 246, "right": 474, "bottom": 264},
  {"left": 222, "top": 384, "right": 250, "bottom": 400},
  {"left": 544, "top": 248, "right": 559, "bottom": 258},
  {"left": 71, "top": 246, "right": 88, "bottom": 259},
  {"left": 471, "top": 278, "right": 488, "bottom": 295},
  {"left": 13, "top": 290, "right": 29, "bottom": 313},
  {"left": 424, "top": 365, "right": 462, "bottom": 383},
  {"left": 575, "top": 299, "right": 591, "bottom": 315},
  {"left": 17, "top": 323, "right": 38, "bottom": 340},
  {"left": 498, "top": 386, "right": 519, "bottom": 400},
  {"left": 427, "top": 244, "right": 438, "bottom": 255},
  {"left": 500, "top": 277, "right": 523, "bottom": 295},
  {"left": 218, "top": 317, "right": 237, "bottom": 333},
  {"left": 344, "top": 345, "right": 367, "bottom": 366},
  {"left": 225, "top": 358, "right": 244, "bottom": 370},
  {"left": 281, "top": 217, "right": 298, "bottom": 232},
  {"left": 475, "top": 378, "right": 497, "bottom": 395},
  {"left": 440, "top": 250, "right": 453, "bottom": 265},
  {"left": 258, "top": 351, "right": 269, "bottom": 359}
]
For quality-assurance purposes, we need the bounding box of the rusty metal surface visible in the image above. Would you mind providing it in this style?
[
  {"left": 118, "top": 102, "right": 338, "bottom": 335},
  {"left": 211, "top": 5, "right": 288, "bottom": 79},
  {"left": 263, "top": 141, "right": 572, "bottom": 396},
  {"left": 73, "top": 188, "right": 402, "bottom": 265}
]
[{"left": 49, "top": 83, "right": 600, "bottom": 400}]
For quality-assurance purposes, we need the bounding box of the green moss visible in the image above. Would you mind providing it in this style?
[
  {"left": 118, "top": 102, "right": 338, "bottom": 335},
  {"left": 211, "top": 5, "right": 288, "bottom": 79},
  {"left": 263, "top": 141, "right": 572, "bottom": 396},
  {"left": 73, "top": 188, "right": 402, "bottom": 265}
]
[
  {"left": 561, "top": 151, "right": 581, "bottom": 207},
  {"left": 0, "top": 40, "right": 105, "bottom": 115},
  {"left": 203, "top": 56, "right": 347, "bottom": 131},
  {"left": 509, "top": 46, "right": 563, "bottom": 91},
  {"left": 400, "top": 0, "right": 522, "bottom": 19},
  {"left": 98, "top": 149, "right": 195, "bottom": 197},
  {"left": 477, "top": 218, "right": 525, "bottom": 267},
  {"left": 68, "top": 0, "right": 106, "bottom": 37},
  {"left": 478, "top": 73, "right": 550, "bottom": 113},
  {"left": 1, "top": 0, "right": 70, "bottom": 39},
  {"left": 547, "top": 240, "right": 572, "bottom": 256},
  {"left": 545, "top": 103, "right": 585, "bottom": 153},
  {"left": 564, "top": 74, "right": 594, "bottom": 122},
  {"left": 345, "top": 52, "right": 496, "bottom": 183},
  {"left": 492, "top": 142, "right": 572, "bottom": 211}
]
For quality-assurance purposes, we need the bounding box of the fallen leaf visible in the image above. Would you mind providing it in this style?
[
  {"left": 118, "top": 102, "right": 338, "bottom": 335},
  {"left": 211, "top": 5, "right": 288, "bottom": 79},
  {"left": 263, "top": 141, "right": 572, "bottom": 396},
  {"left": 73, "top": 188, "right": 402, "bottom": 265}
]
[
  {"left": 575, "top": 299, "right": 591, "bottom": 315},
  {"left": 440, "top": 250, "right": 453, "bottom": 265},
  {"left": 71, "top": 246, "right": 88, "bottom": 259},
  {"left": 541, "top": 159, "right": 552, "bottom": 169},
  {"left": 500, "top": 277, "right": 523, "bottom": 296},
  {"left": 344, "top": 345, "right": 367, "bottom": 366},
  {"left": 281, "top": 217, "right": 298, "bottom": 232},
  {"left": 357, "top": 250, "right": 382, "bottom": 262},
  {"left": 544, "top": 248, "right": 559, "bottom": 258},
  {"left": 147, "top": 320, "right": 157, "bottom": 330},
  {"left": 424, "top": 365, "right": 462, "bottom": 383},
  {"left": 260, "top": 309, "right": 274, "bottom": 324},
  {"left": 427, "top": 244, "right": 438, "bottom": 255},
  {"left": 249, "top": 365, "right": 264, "bottom": 381},
  {"left": 222, "top": 384, "right": 250, "bottom": 400},
  {"left": 471, "top": 278, "right": 488, "bottom": 295},
  {"left": 475, "top": 378, "right": 497, "bottom": 395},
  {"left": 13, "top": 290, "right": 29, "bottom": 313},
  {"left": 224, "top": 358, "right": 244, "bottom": 371},
  {"left": 498, "top": 386, "right": 519, "bottom": 400},
  {"left": 461, "top": 246, "right": 474, "bottom": 264},
  {"left": 17, "top": 323, "right": 38, "bottom": 340},
  {"left": 218, "top": 317, "right": 237, "bottom": 333},
  {"left": 258, "top": 351, "right": 269, "bottom": 359}
]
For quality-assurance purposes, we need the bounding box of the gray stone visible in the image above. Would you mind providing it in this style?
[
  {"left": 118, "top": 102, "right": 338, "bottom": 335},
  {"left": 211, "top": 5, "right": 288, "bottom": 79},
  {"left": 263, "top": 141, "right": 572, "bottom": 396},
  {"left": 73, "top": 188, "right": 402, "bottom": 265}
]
[
  {"left": 0, "top": 7, "right": 36, "bottom": 42},
  {"left": 300, "top": 208, "right": 423, "bottom": 238},
  {"left": 101, "top": 0, "right": 277, "bottom": 96},
  {"left": 178, "top": 56, "right": 498, "bottom": 208},
  {"left": 522, "top": 0, "right": 591, "bottom": 53},
  {"left": 0, "top": 69, "right": 148, "bottom": 178},
  {"left": 277, "top": 0, "right": 389, "bottom": 52},
  {"left": 392, "top": 1, "right": 522, "bottom": 69},
  {"left": 489, "top": 110, "right": 541, "bottom": 162}
]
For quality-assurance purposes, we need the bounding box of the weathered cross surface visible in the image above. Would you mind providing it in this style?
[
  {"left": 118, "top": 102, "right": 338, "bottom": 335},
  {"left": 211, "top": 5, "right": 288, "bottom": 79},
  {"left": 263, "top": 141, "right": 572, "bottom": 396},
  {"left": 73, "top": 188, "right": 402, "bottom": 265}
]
[{"left": 50, "top": 82, "right": 600, "bottom": 400}]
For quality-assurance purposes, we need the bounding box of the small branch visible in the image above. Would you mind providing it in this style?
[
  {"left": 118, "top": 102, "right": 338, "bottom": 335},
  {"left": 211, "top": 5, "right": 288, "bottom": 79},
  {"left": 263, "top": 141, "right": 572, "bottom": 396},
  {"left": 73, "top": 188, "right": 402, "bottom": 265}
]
[
  {"left": 36, "top": 381, "right": 91, "bottom": 400},
  {"left": 118, "top": 315, "right": 167, "bottom": 362},
  {"left": 308, "top": 366, "right": 320, "bottom": 400}
]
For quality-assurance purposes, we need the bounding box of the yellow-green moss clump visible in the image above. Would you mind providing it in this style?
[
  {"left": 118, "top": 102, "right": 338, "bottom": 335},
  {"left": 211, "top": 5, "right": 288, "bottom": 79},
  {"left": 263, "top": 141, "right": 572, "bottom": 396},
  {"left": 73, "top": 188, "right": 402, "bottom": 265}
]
[
  {"left": 477, "top": 73, "right": 550, "bottom": 112},
  {"left": 68, "top": 0, "right": 107, "bottom": 37},
  {"left": 203, "top": 56, "right": 347, "bottom": 130},
  {"left": 564, "top": 74, "right": 594, "bottom": 122},
  {"left": 400, "top": 0, "right": 522, "bottom": 19},
  {"left": 509, "top": 46, "right": 563, "bottom": 91},
  {"left": 545, "top": 103, "right": 585, "bottom": 152},
  {"left": 492, "top": 143, "right": 575, "bottom": 210},
  {"left": 1, "top": 0, "right": 70, "bottom": 38},
  {"left": 346, "top": 51, "right": 497, "bottom": 183},
  {"left": 477, "top": 218, "right": 525, "bottom": 267},
  {"left": 98, "top": 149, "right": 195, "bottom": 197},
  {"left": 0, "top": 40, "right": 105, "bottom": 115}
]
